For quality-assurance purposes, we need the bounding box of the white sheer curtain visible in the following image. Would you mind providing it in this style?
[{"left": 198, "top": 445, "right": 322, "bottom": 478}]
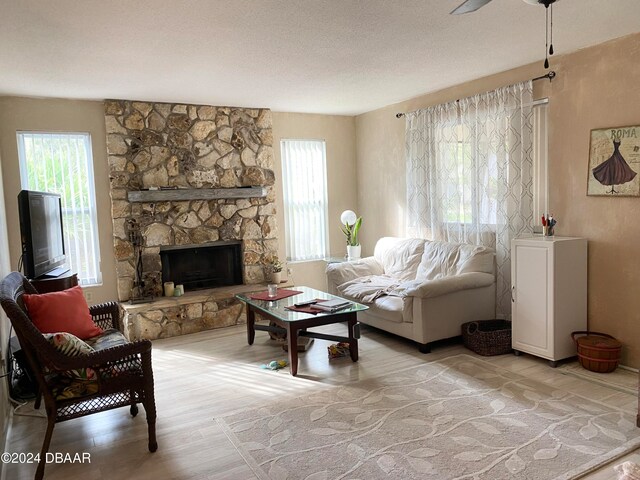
[{"left": 405, "top": 82, "right": 534, "bottom": 317}]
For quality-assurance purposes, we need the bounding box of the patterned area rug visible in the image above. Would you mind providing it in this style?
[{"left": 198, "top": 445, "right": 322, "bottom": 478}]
[{"left": 217, "top": 354, "right": 640, "bottom": 480}]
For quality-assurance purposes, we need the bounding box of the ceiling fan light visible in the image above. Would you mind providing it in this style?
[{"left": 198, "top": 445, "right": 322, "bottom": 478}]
[{"left": 522, "top": 0, "right": 558, "bottom": 5}]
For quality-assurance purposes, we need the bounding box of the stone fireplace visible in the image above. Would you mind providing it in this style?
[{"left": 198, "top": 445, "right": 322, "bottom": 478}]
[{"left": 104, "top": 100, "right": 278, "bottom": 340}]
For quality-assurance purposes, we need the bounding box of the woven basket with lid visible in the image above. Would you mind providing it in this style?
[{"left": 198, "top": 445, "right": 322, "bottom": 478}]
[{"left": 571, "top": 331, "right": 622, "bottom": 373}]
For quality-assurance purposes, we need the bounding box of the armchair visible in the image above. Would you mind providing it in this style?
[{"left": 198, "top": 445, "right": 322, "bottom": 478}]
[{"left": 0, "top": 272, "right": 157, "bottom": 480}]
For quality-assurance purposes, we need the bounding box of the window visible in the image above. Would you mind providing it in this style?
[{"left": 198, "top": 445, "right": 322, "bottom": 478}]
[
  {"left": 280, "top": 139, "right": 329, "bottom": 262},
  {"left": 439, "top": 123, "right": 499, "bottom": 226},
  {"left": 407, "top": 96, "right": 548, "bottom": 237},
  {"left": 439, "top": 103, "right": 548, "bottom": 229},
  {"left": 17, "top": 132, "right": 102, "bottom": 285}
]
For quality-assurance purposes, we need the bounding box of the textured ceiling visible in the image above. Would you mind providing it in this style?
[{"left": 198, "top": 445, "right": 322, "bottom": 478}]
[{"left": 1, "top": 0, "right": 639, "bottom": 115}]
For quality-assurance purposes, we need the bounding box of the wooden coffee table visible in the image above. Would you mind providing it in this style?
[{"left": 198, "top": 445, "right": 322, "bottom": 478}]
[{"left": 235, "top": 286, "right": 368, "bottom": 376}]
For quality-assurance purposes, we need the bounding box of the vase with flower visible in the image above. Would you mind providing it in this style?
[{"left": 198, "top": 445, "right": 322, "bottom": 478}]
[{"left": 340, "top": 210, "right": 363, "bottom": 260}]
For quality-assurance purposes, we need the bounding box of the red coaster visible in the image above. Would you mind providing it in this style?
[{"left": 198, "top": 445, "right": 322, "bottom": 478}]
[{"left": 249, "top": 289, "right": 302, "bottom": 301}]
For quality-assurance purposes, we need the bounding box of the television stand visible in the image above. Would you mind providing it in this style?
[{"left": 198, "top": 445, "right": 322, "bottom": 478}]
[
  {"left": 30, "top": 271, "right": 78, "bottom": 294},
  {"left": 41, "top": 266, "right": 71, "bottom": 278}
]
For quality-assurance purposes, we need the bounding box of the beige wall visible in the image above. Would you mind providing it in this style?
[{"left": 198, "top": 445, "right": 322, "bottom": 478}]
[
  {"left": 549, "top": 34, "right": 640, "bottom": 367},
  {"left": 272, "top": 113, "right": 357, "bottom": 290},
  {"left": 355, "top": 32, "right": 640, "bottom": 367},
  {"left": 0, "top": 152, "right": 12, "bottom": 451},
  {"left": 0, "top": 97, "right": 117, "bottom": 304}
]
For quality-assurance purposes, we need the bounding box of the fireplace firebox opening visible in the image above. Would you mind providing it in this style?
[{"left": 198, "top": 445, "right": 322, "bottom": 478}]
[{"left": 160, "top": 241, "right": 243, "bottom": 292}]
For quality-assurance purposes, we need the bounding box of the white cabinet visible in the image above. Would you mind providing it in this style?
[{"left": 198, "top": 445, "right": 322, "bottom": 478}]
[{"left": 511, "top": 237, "right": 587, "bottom": 367}]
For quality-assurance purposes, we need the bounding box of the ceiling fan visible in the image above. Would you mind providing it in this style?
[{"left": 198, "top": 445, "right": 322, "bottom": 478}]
[
  {"left": 450, "top": 0, "right": 557, "bottom": 16},
  {"left": 450, "top": 0, "right": 559, "bottom": 68}
]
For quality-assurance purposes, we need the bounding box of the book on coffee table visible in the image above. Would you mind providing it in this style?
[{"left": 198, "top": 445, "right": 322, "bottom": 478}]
[{"left": 314, "top": 298, "right": 352, "bottom": 312}]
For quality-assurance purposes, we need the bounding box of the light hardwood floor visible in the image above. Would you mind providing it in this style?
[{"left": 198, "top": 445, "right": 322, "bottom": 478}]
[{"left": 2, "top": 323, "right": 639, "bottom": 480}]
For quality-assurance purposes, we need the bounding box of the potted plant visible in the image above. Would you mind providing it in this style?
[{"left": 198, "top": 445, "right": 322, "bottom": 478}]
[
  {"left": 265, "top": 255, "right": 284, "bottom": 283},
  {"left": 340, "top": 210, "right": 362, "bottom": 260}
]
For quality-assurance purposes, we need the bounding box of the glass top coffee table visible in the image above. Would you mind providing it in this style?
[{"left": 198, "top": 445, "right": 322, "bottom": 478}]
[{"left": 235, "top": 286, "right": 368, "bottom": 376}]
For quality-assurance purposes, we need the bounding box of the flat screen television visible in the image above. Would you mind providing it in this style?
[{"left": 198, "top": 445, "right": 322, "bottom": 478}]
[{"left": 18, "top": 190, "right": 67, "bottom": 279}]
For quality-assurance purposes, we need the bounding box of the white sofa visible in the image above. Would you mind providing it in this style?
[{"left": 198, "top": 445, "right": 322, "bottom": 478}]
[{"left": 326, "top": 237, "right": 496, "bottom": 352}]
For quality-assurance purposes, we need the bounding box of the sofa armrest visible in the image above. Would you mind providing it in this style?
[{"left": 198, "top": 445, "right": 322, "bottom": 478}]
[
  {"left": 326, "top": 257, "right": 384, "bottom": 289},
  {"left": 402, "top": 272, "right": 495, "bottom": 299}
]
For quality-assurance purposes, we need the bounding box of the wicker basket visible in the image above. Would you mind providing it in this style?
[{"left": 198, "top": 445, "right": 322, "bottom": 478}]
[
  {"left": 461, "top": 320, "right": 512, "bottom": 356},
  {"left": 572, "top": 331, "right": 621, "bottom": 373}
]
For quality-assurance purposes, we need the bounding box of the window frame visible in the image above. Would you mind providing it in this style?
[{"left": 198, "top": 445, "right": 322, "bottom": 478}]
[
  {"left": 280, "top": 138, "right": 330, "bottom": 263},
  {"left": 532, "top": 100, "right": 549, "bottom": 227},
  {"left": 16, "top": 130, "right": 103, "bottom": 286}
]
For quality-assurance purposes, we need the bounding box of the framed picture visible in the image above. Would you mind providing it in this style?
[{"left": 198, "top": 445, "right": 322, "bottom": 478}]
[{"left": 588, "top": 125, "right": 640, "bottom": 196}]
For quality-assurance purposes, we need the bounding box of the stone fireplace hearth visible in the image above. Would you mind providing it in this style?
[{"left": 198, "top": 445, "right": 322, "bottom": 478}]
[{"left": 104, "top": 100, "right": 278, "bottom": 340}]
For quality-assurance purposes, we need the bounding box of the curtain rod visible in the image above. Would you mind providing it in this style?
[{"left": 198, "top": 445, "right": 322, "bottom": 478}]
[{"left": 395, "top": 71, "right": 556, "bottom": 118}]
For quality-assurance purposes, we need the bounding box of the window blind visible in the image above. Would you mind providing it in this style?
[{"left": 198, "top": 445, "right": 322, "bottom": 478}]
[
  {"left": 17, "top": 132, "right": 102, "bottom": 285},
  {"left": 280, "top": 139, "right": 329, "bottom": 262}
]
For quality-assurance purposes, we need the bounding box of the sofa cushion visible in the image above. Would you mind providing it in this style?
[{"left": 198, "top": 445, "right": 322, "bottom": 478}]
[
  {"left": 85, "top": 329, "right": 141, "bottom": 380},
  {"left": 85, "top": 328, "right": 129, "bottom": 351},
  {"left": 457, "top": 245, "right": 495, "bottom": 275},
  {"left": 402, "top": 272, "right": 496, "bottom": 298},
  {"left": 373, "top": 237, "right": 425, "bottom": 282},
  {"left": 367, "top": 296, "right": 406, "bottom": 324},
  {"left": 416, "top": 241, "right": 462, "bottom": 280},
  {"left": 416, "top": 241, "right": 495, "bottom": 281},
  {"left": 326, "top": 257, "right": 384, "bottom": 290}
]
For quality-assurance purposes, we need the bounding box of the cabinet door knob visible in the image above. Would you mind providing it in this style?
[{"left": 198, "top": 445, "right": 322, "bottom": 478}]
[{"left": 511, "top": 286, "right": 515, "bottom": 303}]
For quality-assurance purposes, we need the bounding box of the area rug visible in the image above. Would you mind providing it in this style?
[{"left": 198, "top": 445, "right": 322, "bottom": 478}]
[{"left": 217, "top": 354, "right": 640, "bottom": 480}]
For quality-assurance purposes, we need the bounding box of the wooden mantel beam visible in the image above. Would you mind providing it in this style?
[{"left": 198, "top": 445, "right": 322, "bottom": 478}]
[{"left": 127, "top": 187, "right": 267, "bottom": 203}]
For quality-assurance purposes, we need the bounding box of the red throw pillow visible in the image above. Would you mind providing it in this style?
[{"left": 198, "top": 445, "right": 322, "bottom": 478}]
[{"left": 23, "top": 286, "right": 103, "bottom": 340}]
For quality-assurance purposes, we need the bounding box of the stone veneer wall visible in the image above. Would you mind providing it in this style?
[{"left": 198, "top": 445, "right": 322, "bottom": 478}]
[{"left": 104, "top": 100, "right": 277, "bottom": 304}]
